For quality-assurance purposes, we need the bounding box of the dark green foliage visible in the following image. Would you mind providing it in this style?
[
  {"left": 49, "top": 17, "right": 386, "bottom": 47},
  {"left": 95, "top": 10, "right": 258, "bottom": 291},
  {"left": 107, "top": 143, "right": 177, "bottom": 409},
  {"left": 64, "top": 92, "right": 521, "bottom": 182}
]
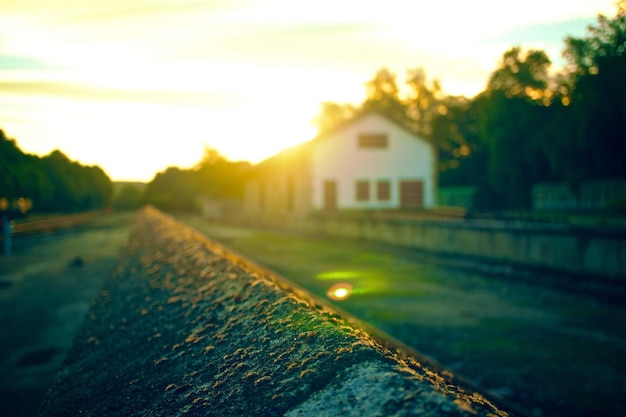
[
  {"left": 142, "top": 147, "right": 251, "bottom": 212},
  {"left": 143, "top": 167, "right": 200, "bottom": 211},
  {"left": 557, "top": 6, "right": 626, "bottom": 184},
  {"left": 112, "top": 183, "right": 144, "bottom": 210},
  {"left": 468, "top": 9, "right": 625, "bottom": 208},
  {"left": 0, "top": 130, "right": 112, "bottom": 213},
  {"left": 194, "top": 148, "right": 251, "bottom": 200},
  {"left": 362, "top": 68, "right": 407, "bottom": 122},
  {"left": 311, "top": 102, "right": 357, "bottom": 135},
  {"left": 432, "top": 96, "right": 486, "bottom": 188}
]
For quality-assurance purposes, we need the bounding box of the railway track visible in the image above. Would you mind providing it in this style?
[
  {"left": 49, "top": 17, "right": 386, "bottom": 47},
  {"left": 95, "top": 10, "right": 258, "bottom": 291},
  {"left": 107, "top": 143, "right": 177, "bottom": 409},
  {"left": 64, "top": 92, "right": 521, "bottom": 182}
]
[{"left": 7, "top": 212, "right": 98, "bottom": 236}]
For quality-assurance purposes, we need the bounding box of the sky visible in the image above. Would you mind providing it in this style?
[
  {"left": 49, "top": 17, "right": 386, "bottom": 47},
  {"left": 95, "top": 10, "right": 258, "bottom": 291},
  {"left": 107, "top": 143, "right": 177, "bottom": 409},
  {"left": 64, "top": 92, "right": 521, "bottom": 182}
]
[{"left": 0, "top": 0, "right": 618, "bottom": 182}]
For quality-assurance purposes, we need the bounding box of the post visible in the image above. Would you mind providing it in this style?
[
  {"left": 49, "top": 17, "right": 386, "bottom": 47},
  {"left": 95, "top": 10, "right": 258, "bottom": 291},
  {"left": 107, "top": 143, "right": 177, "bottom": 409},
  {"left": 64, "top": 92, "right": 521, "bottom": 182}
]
[
  {"left": 2, "top": 213, "right": 11, "bottom": 257},
  {"left": 1, "top": 197, "right": 32, "bottom": 257}
]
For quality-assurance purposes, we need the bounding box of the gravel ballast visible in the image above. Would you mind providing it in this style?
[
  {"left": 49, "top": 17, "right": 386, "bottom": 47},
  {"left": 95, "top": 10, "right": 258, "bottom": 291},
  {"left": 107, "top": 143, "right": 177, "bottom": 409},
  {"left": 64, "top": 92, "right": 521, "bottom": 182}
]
[{"left": 39, "top": 207, "right": 508, "bottom": 416}]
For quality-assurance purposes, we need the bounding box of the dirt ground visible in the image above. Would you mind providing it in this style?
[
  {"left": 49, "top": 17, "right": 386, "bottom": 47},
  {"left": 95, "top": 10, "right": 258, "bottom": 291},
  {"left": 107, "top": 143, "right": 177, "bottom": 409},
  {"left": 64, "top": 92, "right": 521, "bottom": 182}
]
[
  {"left": 177, "top": 215, "right": 626, "bottom": 417},
  {"left": 0, "top": 213, "right": 134, "bottom": 417}
]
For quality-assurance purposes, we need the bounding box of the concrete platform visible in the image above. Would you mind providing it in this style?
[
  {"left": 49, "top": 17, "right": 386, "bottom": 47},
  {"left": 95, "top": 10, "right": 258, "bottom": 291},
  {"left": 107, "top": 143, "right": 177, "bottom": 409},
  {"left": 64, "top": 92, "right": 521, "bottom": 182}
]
[{"left": 39, "top": 207, "right": 509, "bottom": 416}]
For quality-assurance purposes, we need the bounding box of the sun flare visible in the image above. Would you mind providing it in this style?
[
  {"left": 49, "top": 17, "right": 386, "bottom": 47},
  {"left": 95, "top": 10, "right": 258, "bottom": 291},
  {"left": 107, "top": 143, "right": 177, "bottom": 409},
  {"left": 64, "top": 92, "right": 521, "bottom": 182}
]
[{"left": 327, "top": 283, "right": 353, "bottom": 301}]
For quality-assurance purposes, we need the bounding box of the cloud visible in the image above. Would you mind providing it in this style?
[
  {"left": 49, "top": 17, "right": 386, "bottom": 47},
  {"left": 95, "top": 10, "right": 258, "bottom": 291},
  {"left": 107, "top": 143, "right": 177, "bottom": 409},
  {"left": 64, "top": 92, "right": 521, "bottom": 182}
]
[
  {"left": 0, "top": 79, "right": 247, "bottom": 107},
  {"left": 0, "top": 54, "right": 55, "bottom": 70},
  {"left": 1, "top": 0, "right": 619, "bottom": 180},
  {"left": 1, "top": 1, "right": 615, "bottom": 81},
  {"left": 485, "top": 17, "right": 599, "bottom": 47}
]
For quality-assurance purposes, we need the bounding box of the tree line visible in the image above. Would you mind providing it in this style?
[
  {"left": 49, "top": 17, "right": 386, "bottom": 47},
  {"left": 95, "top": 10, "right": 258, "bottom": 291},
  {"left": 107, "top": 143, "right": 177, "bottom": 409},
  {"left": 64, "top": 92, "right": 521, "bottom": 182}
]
[
  {"left": 314, "top": 6, "right": 626, "bottom": 210},
  {"left": 0, "top": 129, "right": 112, "bottom": 213},
  {"left": 139, "top": 147, "right": 250, "bottom": 212},
  {"left": 1, "top": 128, "right": 249, "bottom": 214},
  {"left": 112, "top": 147, "right": 251, "bottom": 212}
]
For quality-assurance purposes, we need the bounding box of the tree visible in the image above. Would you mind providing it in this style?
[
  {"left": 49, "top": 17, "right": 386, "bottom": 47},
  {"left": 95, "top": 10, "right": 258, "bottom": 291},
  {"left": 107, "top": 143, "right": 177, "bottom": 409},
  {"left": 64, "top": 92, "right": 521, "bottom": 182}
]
[
  {"left": 113, "top": 184, "right": 143, "bottom": 210},
  {"left": 39, "top": 150, "right": 112, "bottom": 211},
  {"left": 488, "top": 47, "right": 552, "bottom": 101},
  {"left": 405, "top": 67, "right": 446, "bottom": 137},
  {"left": 143, "top": 167, "right": 199, "bottom": 211},
  {"left": 469, "top": 47, "right": 556, "bottom": 208},
  {"left": 431, "top": 95, "right": 487, "bottom": 187},
  {"left": 311, "top": 102, "right": 357, "bottom": 135},
  {"left": 143, "top": 147, "right": 251, "bottom": 212},
  {"left": 1, "top": 130, "right": 112, "bottom": 212},
  {"left": 556, "top": 4, "right": 626, "bottom": 184},
  {"left": 362, "top": 68, "right": 407, "bottom": 121},
  {"left": 0, "top": 130, "right": 26, "bottom": 199},
  {"left": 196, "top": 146, "right": 228, "bottom": 168},
  {"left": 195, "top": 146, "right": 250, "bottom": 199}
]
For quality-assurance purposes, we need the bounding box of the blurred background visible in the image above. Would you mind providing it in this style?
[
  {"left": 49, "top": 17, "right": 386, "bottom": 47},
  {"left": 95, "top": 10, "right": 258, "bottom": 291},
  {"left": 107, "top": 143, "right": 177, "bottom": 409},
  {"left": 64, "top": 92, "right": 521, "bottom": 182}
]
[{"left": 1, "top": 1, "right": 625, "bottom": 417}]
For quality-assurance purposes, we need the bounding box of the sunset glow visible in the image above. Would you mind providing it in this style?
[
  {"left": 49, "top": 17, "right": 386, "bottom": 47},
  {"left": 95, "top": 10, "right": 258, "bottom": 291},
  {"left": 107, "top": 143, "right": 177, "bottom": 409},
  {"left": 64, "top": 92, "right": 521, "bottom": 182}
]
[{"left": 0, "top": 0, "right": 616, "bottom": 181}]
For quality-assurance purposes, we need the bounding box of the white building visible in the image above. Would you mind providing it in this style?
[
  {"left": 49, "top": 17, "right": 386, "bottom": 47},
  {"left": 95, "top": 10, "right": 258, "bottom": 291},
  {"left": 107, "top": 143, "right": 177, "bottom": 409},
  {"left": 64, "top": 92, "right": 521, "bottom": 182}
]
[
  {"left": 311, "top": 111, "right": 436, "bottom": 211},
  {"left": 244, "top": 110, "right": 437, "bottom": 219}
]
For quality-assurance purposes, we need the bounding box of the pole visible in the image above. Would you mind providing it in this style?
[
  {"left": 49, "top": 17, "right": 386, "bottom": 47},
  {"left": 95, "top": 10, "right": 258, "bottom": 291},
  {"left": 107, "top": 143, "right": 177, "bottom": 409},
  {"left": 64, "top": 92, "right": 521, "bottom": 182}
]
[{"left": 2, "top": 213, "right": 11, "bottom": 257}]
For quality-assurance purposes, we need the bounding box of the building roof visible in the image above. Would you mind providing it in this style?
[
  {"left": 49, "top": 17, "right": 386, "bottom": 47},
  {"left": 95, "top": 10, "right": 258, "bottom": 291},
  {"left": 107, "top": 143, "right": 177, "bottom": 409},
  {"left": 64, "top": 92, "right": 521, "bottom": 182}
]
[
  {"left": 313, "top": 108, "right": 432, "bottom": 145},
  {"left": 251, "top": 109, "right": 432, "bottom": 172},
  {"left": 249, "top": 139, "right": 313, "bottom": 174}
]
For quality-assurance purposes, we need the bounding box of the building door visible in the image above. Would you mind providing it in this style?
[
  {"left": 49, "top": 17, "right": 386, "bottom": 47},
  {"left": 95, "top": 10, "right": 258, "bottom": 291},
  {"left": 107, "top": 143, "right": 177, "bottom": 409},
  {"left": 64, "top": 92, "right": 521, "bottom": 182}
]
[
  {"left": 399, "top": 180, "right": 424, "bottom": 209},
  {"left": 323, "top": 180, "right": 337, "bottom": 212}
]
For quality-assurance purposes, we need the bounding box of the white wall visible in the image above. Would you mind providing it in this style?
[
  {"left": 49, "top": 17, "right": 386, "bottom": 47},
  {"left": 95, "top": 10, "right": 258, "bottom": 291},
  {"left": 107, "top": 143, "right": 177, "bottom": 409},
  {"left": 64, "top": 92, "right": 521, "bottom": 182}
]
[{"left": 311, "top": 113, "right": 436, "bottom": 210}]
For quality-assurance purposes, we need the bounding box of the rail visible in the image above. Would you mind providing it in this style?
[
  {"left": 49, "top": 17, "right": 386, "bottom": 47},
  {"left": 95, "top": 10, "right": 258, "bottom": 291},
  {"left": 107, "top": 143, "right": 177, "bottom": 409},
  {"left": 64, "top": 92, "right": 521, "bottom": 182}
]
[{"left": 9, "top": 212, "right": 98, "bottom": 236}]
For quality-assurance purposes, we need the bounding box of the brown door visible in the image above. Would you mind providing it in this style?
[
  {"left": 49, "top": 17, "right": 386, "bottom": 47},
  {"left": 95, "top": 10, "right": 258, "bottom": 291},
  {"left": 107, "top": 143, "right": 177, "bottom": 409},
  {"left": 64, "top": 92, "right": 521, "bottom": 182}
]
[
  {"left": 323, "top": 180, "right": 337, "bottom": 212},
  {"left": 399, "top": 180, "right": 424, "bottom": 209}
]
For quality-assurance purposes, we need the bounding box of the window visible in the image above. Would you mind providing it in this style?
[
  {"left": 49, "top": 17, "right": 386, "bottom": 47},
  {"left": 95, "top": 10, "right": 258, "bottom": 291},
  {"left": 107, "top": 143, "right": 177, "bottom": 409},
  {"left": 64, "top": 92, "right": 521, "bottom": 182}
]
[
  {"left": 358, "top": 133, "right": 388, "bottom": 148},
  {"left": 377, "top": 181, "right": 391, "bottom": 201},
  {"left": 356, "top": 180, "right": 370, "bottom": 201}
]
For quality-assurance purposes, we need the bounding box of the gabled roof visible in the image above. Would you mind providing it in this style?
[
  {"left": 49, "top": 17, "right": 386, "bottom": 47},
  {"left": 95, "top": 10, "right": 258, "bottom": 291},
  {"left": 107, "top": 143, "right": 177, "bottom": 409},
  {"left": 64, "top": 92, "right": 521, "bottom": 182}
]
[
  {"left": 313, "top": 108, "right": 432, "bottom": 144},
  {"left": 251, "top": 109, "right": 431, "bottom": 171},
  {"left": 249, "top": 139, "right": 313, "bottom": 174}
]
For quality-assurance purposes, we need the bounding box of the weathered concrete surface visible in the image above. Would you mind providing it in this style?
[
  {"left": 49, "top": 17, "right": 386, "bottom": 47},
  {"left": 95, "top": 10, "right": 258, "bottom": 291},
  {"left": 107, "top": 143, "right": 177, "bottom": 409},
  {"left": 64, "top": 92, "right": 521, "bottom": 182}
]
[
  {"left": 39, "top": 207, "right": 508, "bottom": 417},
  {"left": 292, "top": 215, "right": 626, "bottom": 280}
]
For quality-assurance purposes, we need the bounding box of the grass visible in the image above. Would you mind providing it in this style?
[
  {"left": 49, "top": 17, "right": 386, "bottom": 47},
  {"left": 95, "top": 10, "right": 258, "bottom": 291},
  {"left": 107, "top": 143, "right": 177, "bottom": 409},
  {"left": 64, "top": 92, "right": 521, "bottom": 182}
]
[{"left": 177, "top": 215, "right": 626, "bottom": 417}]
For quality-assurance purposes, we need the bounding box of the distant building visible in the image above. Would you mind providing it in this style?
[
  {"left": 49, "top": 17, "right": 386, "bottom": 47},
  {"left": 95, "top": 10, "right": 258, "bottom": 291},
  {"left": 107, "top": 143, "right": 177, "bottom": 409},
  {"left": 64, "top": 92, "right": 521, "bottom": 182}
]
[{"left": 244, "top": 111, "right": 437, "bottom": 220}]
